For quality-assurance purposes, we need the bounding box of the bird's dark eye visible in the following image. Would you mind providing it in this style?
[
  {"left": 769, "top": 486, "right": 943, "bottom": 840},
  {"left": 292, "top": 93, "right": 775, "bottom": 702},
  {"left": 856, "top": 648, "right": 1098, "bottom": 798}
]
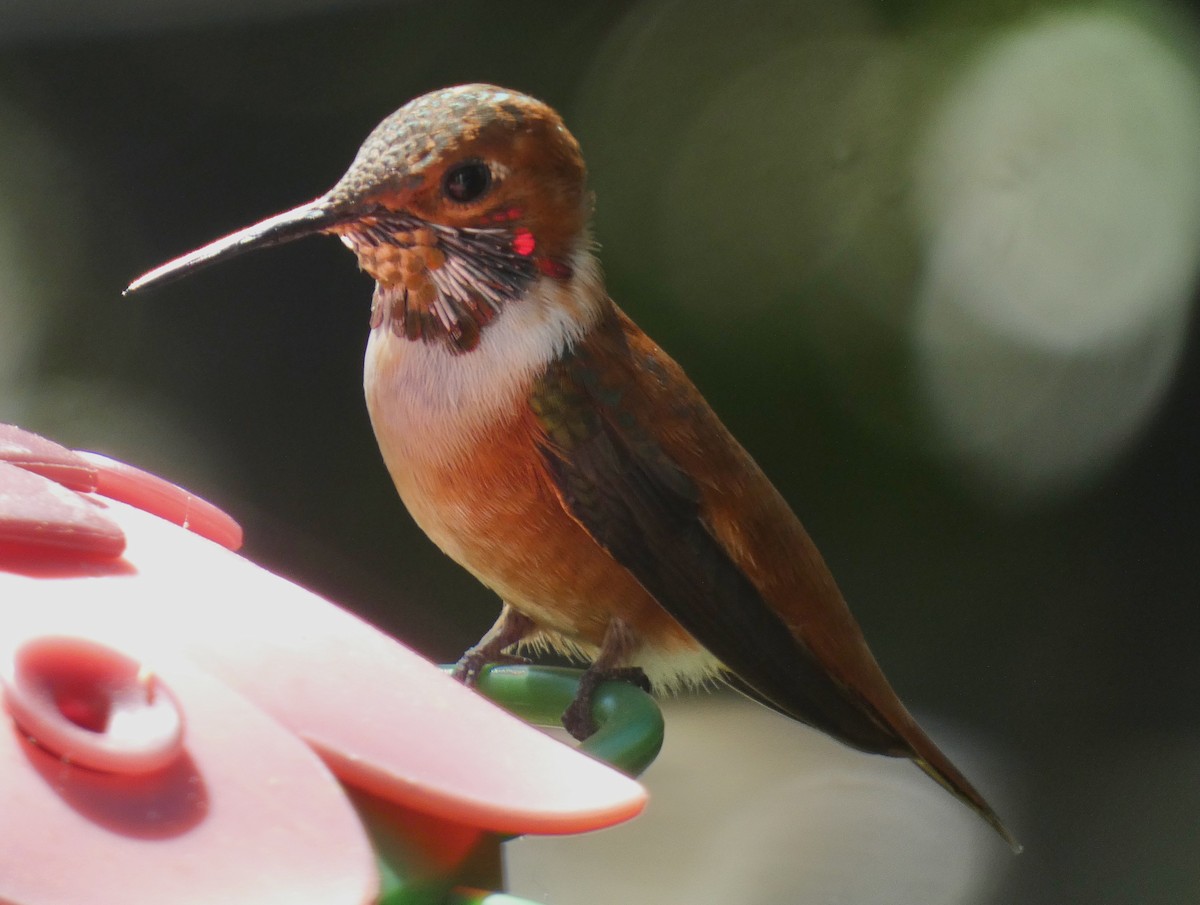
[{"left": 443, "top": 160, "right": 492, "bottom": 204}]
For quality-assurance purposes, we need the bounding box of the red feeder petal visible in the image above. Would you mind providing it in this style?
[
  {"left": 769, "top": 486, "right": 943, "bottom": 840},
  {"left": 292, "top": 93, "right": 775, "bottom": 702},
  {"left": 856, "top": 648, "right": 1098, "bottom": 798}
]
[
  {"left": 0, "top": 462, "right": 125, "bottom": 560},
  {"left": 0, "top": 425, "right": 98, "bottom": 493},
  {"left": 76, "top": 452, "right": 243, "bottom": 552}
]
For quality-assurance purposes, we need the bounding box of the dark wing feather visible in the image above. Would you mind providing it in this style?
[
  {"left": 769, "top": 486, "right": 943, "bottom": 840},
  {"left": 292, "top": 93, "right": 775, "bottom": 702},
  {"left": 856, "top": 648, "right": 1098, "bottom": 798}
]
[{"left": 531, "top": 340, "right": 901, "bottom": 754}]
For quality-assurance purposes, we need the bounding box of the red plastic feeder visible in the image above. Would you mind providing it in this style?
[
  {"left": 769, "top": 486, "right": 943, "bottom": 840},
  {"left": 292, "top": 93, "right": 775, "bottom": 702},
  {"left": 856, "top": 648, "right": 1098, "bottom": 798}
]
[{"left": 0, "top": 423, "right": 659, "bottom": 905}]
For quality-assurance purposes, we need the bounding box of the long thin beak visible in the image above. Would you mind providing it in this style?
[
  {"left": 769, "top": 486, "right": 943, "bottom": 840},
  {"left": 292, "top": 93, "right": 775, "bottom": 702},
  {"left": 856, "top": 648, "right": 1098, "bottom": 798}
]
[{"left": 124, "top": 197, "right": 360, "bottom": 295}]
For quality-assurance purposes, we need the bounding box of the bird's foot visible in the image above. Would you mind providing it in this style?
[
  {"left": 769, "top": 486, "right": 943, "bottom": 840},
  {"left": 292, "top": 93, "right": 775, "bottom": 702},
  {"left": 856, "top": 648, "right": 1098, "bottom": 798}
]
[
  {"left": 451, "top": 649, "right": 530, "bottom": 687},
  {"left": 562, "top": 666, "right": 651, "bottom": 741},
  {"left": 452, "top": 605, "right": 536, "bottom": 687}
]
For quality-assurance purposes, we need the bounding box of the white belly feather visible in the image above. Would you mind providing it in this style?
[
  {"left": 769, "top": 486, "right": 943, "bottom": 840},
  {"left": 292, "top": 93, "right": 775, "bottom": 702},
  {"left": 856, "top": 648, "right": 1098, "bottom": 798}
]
[{"left": 363, "top": 250, "right": 603, "bottom": 468}]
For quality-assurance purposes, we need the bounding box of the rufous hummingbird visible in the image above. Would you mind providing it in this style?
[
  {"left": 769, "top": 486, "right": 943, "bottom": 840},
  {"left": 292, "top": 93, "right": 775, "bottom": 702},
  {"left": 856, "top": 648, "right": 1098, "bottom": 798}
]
[{"left": 126, "top": 84, "right": 1018, "bottom": 850}]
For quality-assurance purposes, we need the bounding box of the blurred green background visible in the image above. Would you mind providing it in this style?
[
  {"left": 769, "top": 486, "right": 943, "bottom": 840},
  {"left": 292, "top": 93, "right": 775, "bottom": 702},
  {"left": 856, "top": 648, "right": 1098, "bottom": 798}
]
[{"left": 2, "top": 0, "right": 1199, "bottom": 901}]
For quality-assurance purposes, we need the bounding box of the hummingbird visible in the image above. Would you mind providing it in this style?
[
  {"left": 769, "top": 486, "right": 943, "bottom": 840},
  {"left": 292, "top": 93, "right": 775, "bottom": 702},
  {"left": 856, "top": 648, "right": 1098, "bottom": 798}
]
[{"left": 126, "top": 83, "right": 1018, "bottom": 849}]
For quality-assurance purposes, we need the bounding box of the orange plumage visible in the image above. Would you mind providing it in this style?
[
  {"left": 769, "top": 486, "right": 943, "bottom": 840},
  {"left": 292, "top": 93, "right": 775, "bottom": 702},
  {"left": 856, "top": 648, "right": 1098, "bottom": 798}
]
[{"left": 126, "top": 83, "right": 1018, "bottom": 850}]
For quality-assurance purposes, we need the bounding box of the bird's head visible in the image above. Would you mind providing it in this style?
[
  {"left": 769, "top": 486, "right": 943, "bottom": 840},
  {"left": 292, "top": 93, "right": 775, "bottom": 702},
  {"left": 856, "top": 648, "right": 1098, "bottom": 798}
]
[{"left": 127, "top": 84, "right": 594, "bottom": 352}]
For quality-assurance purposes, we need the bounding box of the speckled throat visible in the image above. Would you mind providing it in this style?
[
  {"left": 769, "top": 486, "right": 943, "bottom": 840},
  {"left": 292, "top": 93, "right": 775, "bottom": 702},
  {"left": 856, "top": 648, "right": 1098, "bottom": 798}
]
[{"left": 348, "top": 212, "right": 540, "bottom": 352}]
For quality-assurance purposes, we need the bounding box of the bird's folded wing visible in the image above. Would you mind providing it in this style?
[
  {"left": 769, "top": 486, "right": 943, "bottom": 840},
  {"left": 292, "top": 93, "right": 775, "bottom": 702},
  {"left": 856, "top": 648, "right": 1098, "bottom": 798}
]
[{"left": 528, "top": 334, "right": 899, "bottom": 754}]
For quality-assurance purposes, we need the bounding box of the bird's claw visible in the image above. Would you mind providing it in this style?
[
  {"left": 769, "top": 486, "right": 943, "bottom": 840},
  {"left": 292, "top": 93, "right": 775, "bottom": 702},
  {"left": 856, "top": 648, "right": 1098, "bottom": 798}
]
[
  {"left": 451, "top": 650, "right": 530, "bottom": 687},
  {"left": 561, "top": 666, "right": 651, "bottom": 741}
]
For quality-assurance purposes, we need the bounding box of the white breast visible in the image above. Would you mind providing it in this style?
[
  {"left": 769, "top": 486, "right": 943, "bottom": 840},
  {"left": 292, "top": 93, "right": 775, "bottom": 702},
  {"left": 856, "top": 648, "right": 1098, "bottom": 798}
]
[{"left": 363, "top": 249, "right": 604, "bottom": 469}]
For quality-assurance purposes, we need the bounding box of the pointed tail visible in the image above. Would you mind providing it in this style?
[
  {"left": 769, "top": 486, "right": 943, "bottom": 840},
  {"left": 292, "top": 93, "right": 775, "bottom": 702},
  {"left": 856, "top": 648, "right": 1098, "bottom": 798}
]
[{"left": 908, "top": 727, "right": 1022, "bottom": 853}]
